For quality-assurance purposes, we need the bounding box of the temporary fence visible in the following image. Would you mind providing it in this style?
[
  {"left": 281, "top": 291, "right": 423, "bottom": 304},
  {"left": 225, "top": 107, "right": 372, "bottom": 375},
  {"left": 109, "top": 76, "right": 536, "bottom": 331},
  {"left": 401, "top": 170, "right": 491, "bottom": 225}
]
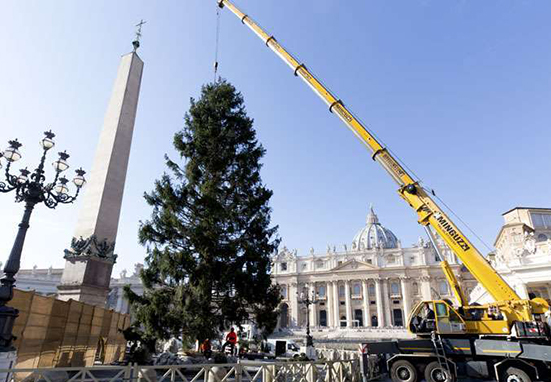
[{"left": 0, "top": 359, "right": 361, "bottom": 382}]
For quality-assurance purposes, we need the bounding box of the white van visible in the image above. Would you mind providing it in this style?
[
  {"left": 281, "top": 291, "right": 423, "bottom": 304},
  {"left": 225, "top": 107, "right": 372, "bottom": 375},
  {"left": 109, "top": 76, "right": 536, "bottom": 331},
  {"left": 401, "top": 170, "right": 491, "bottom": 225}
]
[{"left": 265, "top": 339, "right": 301, "bottom": 358}]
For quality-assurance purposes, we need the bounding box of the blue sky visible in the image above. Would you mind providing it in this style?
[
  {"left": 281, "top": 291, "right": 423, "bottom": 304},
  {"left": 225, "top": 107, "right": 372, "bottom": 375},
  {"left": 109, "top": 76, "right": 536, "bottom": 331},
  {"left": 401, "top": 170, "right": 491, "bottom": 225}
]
[{"left": 0, "top": 0, "right": 550, "bottom": 276}]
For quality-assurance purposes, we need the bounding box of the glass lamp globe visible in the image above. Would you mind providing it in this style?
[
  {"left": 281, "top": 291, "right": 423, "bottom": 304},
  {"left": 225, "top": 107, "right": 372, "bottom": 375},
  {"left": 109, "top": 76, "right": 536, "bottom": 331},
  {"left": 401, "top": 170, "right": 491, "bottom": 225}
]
[
  {"left": 17, "top": 168, "right": 30, "bottom": 184},
  {"left": 52, "top": 151, "right": 70, "bottom": 173},
  {"left": 54, "top": 177, "right": 69, "bottom": 195},
  {"left": 40, "top": 134, "right": 55, "bottom": 151},
  {"left": 73, "top": 168, "right": 87, "bottom": 188},
  {"left": 3, "top": 146, "right": 22, "bottom": 162},
  {"left": 54, "top": 183, "right": 69, "bottom": 195}
]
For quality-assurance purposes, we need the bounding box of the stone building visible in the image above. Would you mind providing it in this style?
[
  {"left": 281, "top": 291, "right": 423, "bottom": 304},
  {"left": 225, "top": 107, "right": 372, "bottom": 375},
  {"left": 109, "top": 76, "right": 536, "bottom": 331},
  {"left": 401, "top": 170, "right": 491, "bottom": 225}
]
[
  {"left": 9, "top": 263, "right": 143, "bottom": 314},
  {"left": 471, "top": 207, "right": 551, "bottom": 303},
  {"left": 271, "top": 206, "right": 477, "bottom": 336},
  {"left": 12, "top": 206, "right": 551, "bottom": 336}
]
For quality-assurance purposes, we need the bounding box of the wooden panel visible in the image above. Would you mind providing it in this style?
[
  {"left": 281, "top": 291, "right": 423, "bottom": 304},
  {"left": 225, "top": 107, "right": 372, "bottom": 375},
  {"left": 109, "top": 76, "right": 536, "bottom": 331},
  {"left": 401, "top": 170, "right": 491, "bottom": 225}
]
[{"left": 10, "top": 289, "right": 130, "bottom": 369}]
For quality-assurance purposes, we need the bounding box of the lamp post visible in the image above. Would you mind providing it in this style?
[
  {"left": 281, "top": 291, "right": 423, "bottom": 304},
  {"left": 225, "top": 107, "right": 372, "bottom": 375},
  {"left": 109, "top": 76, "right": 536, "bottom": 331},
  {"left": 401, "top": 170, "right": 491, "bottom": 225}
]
[
  {"left": 0, "top": 130, "right": 86, "bottom": 351},
  {"left": 297, "top": 284, "right": 319, "bottom": 347}
]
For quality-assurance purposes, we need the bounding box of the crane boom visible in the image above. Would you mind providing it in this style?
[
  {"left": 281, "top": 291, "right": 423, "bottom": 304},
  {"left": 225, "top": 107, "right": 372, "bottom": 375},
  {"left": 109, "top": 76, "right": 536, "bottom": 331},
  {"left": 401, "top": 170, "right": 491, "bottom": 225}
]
[{"left": 218, "top": 0, "right": 520, "bottom": 303}]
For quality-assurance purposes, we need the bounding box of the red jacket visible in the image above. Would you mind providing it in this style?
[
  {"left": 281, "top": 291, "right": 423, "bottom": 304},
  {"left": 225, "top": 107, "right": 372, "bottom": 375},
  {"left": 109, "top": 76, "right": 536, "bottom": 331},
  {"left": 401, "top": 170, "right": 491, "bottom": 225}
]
[{"left": 226, "top": 331, "right": 237, "bottom": 344}]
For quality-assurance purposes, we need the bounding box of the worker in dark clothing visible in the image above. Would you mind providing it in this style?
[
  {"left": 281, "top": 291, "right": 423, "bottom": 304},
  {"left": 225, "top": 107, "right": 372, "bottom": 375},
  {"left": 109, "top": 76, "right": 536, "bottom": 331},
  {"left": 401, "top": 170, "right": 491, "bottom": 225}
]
[{"left": 420, "top": 305, "right": 435, "bottom": 332}]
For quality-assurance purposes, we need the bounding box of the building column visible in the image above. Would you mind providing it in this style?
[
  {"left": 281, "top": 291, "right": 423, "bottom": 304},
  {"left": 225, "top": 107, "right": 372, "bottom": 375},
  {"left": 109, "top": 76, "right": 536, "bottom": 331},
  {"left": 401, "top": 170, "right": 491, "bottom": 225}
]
[
  {"left": 345, "top": 280, "right": 352, "bottom": 328},
  {"left": 375, "top": 278, "right": 384, "bottom": 327},
  {"left": 309, "top": 283, "right": 317, "bottom": 328},
  {"left": 421, "top": 276, "right": 432, "bottom": 300},
  {"left": 383, "top": 278, "right": 392, "bottom": 327},
  {"left": 362, "top": 279, "right": 370, "bottom": 328},
  {"left": 517, "top": 282, "right": 529, "bottom": 299},
  {"left": 333, "top": 281, "right": 340, "bottom": 328},
  {"left": 290, "top": 282, "right": 300, "bottom": 328},
  {"left": 326, "top": 281, "right": 333, "bottom": 327},
  {"left": 400, "top": 277, "right": 411, "bottom": 327}
]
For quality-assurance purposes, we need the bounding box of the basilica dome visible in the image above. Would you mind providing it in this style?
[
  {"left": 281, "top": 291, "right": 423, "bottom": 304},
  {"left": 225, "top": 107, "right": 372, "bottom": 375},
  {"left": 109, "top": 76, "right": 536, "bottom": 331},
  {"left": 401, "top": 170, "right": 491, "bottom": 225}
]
[{"left": 352, "top": 206, "right": 399, "bottom": 250}]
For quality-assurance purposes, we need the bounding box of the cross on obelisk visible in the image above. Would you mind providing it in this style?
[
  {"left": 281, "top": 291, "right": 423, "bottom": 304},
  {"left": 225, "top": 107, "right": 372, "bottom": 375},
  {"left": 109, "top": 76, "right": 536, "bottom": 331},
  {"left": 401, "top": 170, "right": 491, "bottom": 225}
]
[
  {"left": 58, "top": 32, "right": 145, "bottom": 306},
  {"left": 133, "top": 19, "right": 146, "bottom": 52}
]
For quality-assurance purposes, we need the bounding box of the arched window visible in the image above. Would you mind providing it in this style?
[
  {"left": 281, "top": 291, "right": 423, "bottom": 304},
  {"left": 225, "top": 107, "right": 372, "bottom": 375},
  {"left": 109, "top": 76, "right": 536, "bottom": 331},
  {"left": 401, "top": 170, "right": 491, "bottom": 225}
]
[
  {"left": 339, "top": 285, "right": 345, "bottom": 297},
  {"left": 412, "top": 282, "right": 419, "bottom": 296},
  {"left": 390, "top": 282, "right": 400, "bottom": 296},
  {"left": 371, "top": 315, "right": 378, "bottom": 327},
  {"left": 537, "top": 234, "right": 548, "bottom": 242},
  {"left": 318, "top": 285, "right": 326, "bottom": 297},
  {"left": 439, "top": 281, "right": 449, "bottom": 296},
  {"left": 280, "top": 262, "right": 287, "bottom": 271},
  {"left": 353, "top": 283, "right": 361, "bottom": 296},
  {"left": 280, "top": 285, "right": 287, "bottom": 299},
  {"left": 368, "top": 284, "right": 376, "bottom": 296}
]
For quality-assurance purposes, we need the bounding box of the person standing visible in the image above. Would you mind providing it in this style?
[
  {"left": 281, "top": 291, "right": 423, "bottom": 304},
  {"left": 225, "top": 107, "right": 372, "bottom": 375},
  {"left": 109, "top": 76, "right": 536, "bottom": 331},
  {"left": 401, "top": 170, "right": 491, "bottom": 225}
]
[
  {"left": 200, "top": 338, "right": 212, "bottom": 359},
  {"left": 223, "top": 328, "right": 238, "bottom": 355}
]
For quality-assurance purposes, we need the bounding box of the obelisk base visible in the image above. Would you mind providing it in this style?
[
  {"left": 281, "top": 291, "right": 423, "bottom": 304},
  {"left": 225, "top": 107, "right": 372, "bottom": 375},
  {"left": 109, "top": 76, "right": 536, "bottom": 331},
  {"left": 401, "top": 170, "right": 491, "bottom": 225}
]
[{"left": 57, "top": 256, "right": 115, "bottom": 307}]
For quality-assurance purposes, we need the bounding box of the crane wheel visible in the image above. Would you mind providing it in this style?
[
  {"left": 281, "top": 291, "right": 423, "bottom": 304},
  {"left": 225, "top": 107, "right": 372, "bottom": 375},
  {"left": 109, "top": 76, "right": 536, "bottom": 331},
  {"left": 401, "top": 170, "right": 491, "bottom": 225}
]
[
  {"left": 424, "top": 361, "right": 455, "bottom": 382},
  {"left": 390, "top": 360, "right": 418, "bottom": 382},
  {"left": 501, "top": 367, "right": 531, "bottom": 382}
]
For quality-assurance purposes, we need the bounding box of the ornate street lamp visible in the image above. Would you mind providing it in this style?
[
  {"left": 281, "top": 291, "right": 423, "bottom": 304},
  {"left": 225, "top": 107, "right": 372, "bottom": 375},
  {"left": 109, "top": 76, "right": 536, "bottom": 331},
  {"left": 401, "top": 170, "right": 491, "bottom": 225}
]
[
  {"left": 297, "top": 284, "right": 320, "bottom": 348},
  {"left": 0, "top": 130, "right": 86, "bottom": 351}
]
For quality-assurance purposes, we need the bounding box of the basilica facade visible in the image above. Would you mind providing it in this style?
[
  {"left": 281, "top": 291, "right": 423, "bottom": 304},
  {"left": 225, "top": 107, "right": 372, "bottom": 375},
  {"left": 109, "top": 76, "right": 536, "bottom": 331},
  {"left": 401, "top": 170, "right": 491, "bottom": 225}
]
[
  {"left": 471, "top": 207, "right": 551, "bottom": 304},
  {"left": 271, "top": 207, "right": 478, "bottom": 336}
]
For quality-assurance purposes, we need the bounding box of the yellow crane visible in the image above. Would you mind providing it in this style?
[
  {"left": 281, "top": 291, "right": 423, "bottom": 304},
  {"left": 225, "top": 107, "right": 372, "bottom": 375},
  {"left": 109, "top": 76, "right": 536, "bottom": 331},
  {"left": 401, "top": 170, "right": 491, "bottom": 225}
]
[
  {"left": 217, "top": 0, "right": 549, "bottom": 334},
  {"left": 218, "top": 2, "right": 551, "bottom": 381}
]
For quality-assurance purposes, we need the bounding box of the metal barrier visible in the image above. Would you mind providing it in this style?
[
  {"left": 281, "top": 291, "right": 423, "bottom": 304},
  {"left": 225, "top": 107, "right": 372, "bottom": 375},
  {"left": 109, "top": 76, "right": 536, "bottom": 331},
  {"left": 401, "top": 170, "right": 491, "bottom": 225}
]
[
  {"left": 0, "top": 359, "right": 361, "bottom": 382},
  {"left": 315, "top": 349, "right": 360, "bottom": 361}
]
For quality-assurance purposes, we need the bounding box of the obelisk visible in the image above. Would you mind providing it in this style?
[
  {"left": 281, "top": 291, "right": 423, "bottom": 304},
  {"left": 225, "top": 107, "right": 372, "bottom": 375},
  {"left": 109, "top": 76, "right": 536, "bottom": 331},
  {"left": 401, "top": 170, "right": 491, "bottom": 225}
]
[{"left": 57, "top": 30, "right": 145, "bottom": 306}]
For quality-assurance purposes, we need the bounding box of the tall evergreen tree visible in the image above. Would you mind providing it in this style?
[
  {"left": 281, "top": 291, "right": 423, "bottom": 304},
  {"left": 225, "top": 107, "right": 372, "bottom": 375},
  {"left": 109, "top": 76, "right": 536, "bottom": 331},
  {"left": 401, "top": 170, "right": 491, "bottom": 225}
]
[{"left": 125, "top": 80, "right": 281, "bottom": 344}]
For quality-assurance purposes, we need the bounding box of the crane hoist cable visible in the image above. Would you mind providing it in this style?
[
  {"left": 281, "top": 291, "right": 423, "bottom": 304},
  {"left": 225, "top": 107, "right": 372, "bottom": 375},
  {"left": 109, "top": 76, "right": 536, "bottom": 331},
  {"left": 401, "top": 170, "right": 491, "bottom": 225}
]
[{"left": 213, "top": 5, "right": 221, "bottom": 82}]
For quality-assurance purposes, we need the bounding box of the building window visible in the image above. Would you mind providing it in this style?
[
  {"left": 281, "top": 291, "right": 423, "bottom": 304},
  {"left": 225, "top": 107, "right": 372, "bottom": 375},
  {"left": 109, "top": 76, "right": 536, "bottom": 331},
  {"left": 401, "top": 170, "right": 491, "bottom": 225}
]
[
  {"left": 318, "top": 285, "right": 326, "bottom": 297},
  {"left": 537, "top": 234, "right": 548, "bottom": 242},
  {"left": 366, "top": 259, "right": 373, "bottom": 264},
  {"left": 354, "top": 309, "right": 363, "bottom": 327},
  {"left": 392, "top": 309, "right": 403, "bottom": 327},
  {"left": 387, "top": 256, "right": 396, "bottom": 264},
  {"left": 339, "top": 285, "right": 345, "bottom": 297},
  {"left": 280, "top": 263, "right": 287, "bottom": 271},
  {"left": 301, "top": 263, "right": 308, "bottom": 271},
  {"left": 412, "top": 282, "right": 420, "bottom": 296},
  {"left": 532, "top": 213, "right": 551, "bottom": 228},
  {"left": 368, "top": 284, "right": 375, "bottom": 296},
  {"left": 410, "top": 256, "right": 416, "bottom": 265},
  {"left": 390, "top": 282, "right": 400, "bottom": 296},
  {"left": 371, "top": 315, "right": 378, "bottom": 327},
  {"left": 319, "top": 310, "right": 327, "bottom": 327},
  {"left": 439, "top": 281, "right": 449, "bottom": 296},
  {"left": 353, "top": 283, "right": 361, "bottom": 296},
  {"left": 280, "top": 285, "right": 287, "bottom": 299},
  {"left": 315, "top": 260, "right": 324, "bottom": 269}
]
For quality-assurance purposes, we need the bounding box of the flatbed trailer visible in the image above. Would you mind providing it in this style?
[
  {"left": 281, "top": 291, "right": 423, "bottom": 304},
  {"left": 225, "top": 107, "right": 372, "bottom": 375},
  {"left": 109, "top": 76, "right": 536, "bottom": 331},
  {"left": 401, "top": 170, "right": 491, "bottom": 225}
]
[{"left": 361, "top": 336, "right": 551, "bottom": 382}]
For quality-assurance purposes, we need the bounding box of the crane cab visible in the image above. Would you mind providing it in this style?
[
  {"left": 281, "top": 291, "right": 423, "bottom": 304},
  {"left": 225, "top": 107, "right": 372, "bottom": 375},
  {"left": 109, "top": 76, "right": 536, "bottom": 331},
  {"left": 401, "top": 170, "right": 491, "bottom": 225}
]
[{"left": 408, "top": 300, "right": 466, "bottom": 336}]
